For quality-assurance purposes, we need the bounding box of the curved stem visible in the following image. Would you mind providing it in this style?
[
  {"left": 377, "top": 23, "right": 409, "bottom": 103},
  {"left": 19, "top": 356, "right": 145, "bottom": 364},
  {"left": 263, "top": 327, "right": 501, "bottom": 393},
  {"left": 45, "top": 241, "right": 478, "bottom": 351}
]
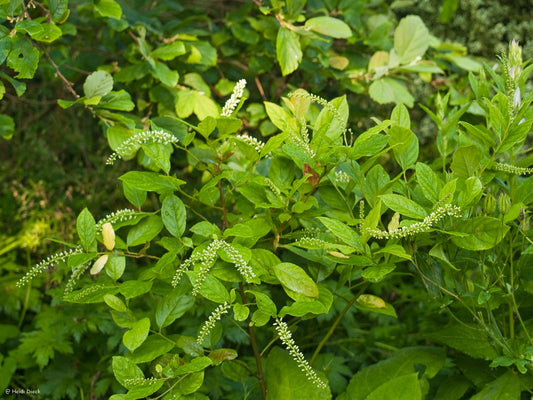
[{"left": 310, "top": 283, "right": 369, "bottom": 365}]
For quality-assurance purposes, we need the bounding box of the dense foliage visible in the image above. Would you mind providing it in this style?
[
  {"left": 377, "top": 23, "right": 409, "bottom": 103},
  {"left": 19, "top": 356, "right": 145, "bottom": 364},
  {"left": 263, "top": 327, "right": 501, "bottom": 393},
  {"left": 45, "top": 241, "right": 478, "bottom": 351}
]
[{"left": 1, "top": 1, "right": 533, "bottom": 399}]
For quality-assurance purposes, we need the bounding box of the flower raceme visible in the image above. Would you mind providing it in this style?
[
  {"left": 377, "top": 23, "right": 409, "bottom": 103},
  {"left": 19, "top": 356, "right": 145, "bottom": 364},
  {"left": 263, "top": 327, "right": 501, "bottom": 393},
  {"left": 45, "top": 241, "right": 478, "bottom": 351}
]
[
  {"left": 221, "top": 79, "right": 246, "bottom": 117},
  {"left": 367, "top": 204, "right": 462, "bottom": 240},
  {"left": 106, "top": 130, "right": 179, "bottom": 165}
]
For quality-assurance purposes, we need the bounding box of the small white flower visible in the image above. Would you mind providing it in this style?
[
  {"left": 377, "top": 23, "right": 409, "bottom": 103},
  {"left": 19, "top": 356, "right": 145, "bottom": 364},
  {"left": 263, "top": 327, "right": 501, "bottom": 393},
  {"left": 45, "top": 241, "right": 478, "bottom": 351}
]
[{"left": 221, "top": 79, "right": 246, "bottom": 117}]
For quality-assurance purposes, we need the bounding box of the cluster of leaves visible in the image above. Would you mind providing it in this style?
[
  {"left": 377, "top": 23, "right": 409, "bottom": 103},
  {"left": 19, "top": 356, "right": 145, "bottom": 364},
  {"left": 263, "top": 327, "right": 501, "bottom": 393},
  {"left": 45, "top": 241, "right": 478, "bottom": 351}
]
[{"left": 2, "top": 1, "right": 533, "bottom": 399}]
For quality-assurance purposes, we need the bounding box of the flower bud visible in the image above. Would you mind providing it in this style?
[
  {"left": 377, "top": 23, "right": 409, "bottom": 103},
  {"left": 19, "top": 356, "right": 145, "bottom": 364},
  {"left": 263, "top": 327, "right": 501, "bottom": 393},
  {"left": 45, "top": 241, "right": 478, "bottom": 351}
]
[
  {"left": 509, "top": 39, "right": 522, "bottom": 68},
  {"left": 102, "top": 222, "right": 115, "bottom": 251},
  {"left": 498, "top": 193, "right": 511, "bottom": 215},
  {"left": 483, "top": 194, "right": 496, "bottom": 214}
]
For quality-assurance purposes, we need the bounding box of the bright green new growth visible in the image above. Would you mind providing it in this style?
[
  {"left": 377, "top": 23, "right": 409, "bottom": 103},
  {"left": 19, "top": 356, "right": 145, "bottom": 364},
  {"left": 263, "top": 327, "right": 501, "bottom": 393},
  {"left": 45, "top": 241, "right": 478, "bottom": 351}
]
[
  {"left": 274, "top": 318, "right": 327, "bottom": 390},
  {"left": 197, "top": 302, "right": 231, "bottom": 345},
  {"left": 367, "top": 204, "right": 462, "bottom": 240},
  {"left": 106, "top": 130, "right": 179, "bottom": 165}
]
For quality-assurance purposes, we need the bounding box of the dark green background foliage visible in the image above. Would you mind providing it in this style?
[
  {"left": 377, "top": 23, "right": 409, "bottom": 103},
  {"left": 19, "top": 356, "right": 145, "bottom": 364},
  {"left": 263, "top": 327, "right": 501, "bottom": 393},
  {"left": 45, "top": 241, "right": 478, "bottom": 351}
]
[{"left": 1, "top": 1, "right": 533, "bottom": 399}]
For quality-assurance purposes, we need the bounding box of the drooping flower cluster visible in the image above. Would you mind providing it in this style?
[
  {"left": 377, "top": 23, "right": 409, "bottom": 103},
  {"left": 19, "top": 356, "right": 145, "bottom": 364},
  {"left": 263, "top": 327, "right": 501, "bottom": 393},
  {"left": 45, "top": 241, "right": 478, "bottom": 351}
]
[
  {"left": 367, "top": 204, "right": 461, "bottom": 240},
  {"left": 68, "top": 284, "right": 106, "bottom": 302},
  {"left": 492, "top": 162, "right": 533, "bottom": 175},
  {"left": 17, "top": 246, "right": 83, "bottom": 287},
  {"left": 274, "top": 318, "right": 327, "bottom": 389},
  {"left": 221, "top": 79, "right": 246, "bottom": 117},
  {"left": 196, "top": 302, "right": 231, "bottom": 345},
  {"left": 172, "top": 240, "right": 255, "bottom": 294},
  {"left": 106, "top": 130, "right": 179, "bottom": 165},
  {"left": 63, "top": 263, "right": 91, "bottom": 296},
  {"left": 236, "top": 134, "right": 265, "bottom": 153},
  {"left": 96, "top": 209, "right": 138, "bottom": 232},
  {"left": 291, "top": 118, "right": 316, "bottom": 158},
  {"left": 122, "top": 377, "right": 160, "bottom": 387}
]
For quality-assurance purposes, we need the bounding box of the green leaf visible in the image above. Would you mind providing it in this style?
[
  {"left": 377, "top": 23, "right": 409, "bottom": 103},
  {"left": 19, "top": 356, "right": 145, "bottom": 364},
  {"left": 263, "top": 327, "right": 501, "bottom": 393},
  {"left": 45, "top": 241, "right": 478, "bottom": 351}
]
[
  {"left": 394, "top": 15, "right": 429, "bottom": 64},
  {"left": 273, "top": 262, "right": 319, "bottom": 299},
  {"left": 342, "top": 347, "right": 445, "bottom": 400},
  {"left": 451, "top": 217, "right": 509, "bottom": 251},
  {"left": 156, "top": 289, "right": 194, "bottom": 329},
  {"left": 233, "top": 304, "right": 249, "bottom": 321},
  {"left": 369, "top": 78, "right": 414, "bottom": 107},
  {"left": 151, "top": 60, "right": 179, "bottom": 87},
  {"left": 6, "top": 35, "right": 39, "bottom": 79},
  {"left": 112, "top": 356, "right": 144, "bottom": 389},
  {"left": 276, "top": 27, "right": 302, "bottom": 76},
  {"left": 123, "top": 182, "right": 146, "bottom": 209},
  {"left": 151, "top": 42, "right": 186, "bottom": 60},
  {"left": 141, "top": 142, "right": 173, "bottom": 173},
  {"left": 380, "top": 194, "right": 427, "bottom": 219},
  {"left": 186, "top": 271, "right": 230, "bottom": 304},
  {"left": 126, "top": 215, "right": 163, "bottom": 247},
  {"left": 246, "top": 290, "right": 277, "bottom": 316},
  {"left": 127, "top": 335, "right": 175, "bottom": 364},
  {"left": 305, "top": 16, "right": 352, "bottom": 39},
  {"left": 217, "top": 117, "right": 242, "bottom": 136},
  {"left": 265, "top": 346, "right": 331, "bottom": 400},
  {"left": 265, "top": 101, "right": 295, "bottom": 132},
  {"left": 123, "top": 317, "right": 150, "bottom": 352},
  {"left": 0, "top": 71, "right": 26, "bottom": 96},
  {"left": 460, "top": 122, "right": 495, "bottom": 148},
  {"left": 119, "top": 171, "right": 185, "bottom": 194},
  {"left": 470, "top": 371, "right": 520, "bottom": 400},
  {"left": 77, "top": 208, "right": 96, "bottom": 251},
  {"left": 351, "top": 128, "right": 389, "bottom": 159},
  {"left": 84, "top": 70, "right": 113, "bottom": 99},
  {"left": 104, "top": 294, "right": 128, "bottom": 312},
  {"left": 361, "top": 264, "right": 395, "bottom": 283},
  {"left": 317, "top": 217, "right": 363, "bottom": 252},
  {"left": 106, "top": 254, "right": 126, "bottom": 281},
  {"left": 428, "top": 321, "right": 498, "bottom": 360},
  {"left": 98, "top": 90, "right": 135, "bottom": 111},
  {"left": 94, "top": 0, "right": 122, "bottom": 19},
  {"left": 120, "top": 280, "right": 153, "bottom": 299},
  {"left": 366, "top": 373, "right": 421, "bottom": 400},
  {"left": 0, "top": 114, "right": 15, "bottom": 139},
  {"left": 176, "top": 357, "right": 212, "bottom": 375},
  {"left": 451, "top": 145, "right": 481, "bottom": 178},
  {"left": 416, "top": 163, "right": 441, "bottom": 203},
  {"left": 64, "top": 284, "right": 119, "bottom": 303},
  {"left": 49, "top": 0, "right": 69, "bottom": 23},
  {"left": 32, "top": 23, "right": 62, "bottom": 43},
  {"left": 161, "top": 195, "right": 187, "bottom": 238},
  {"left": 388, "top": 126, "right": 418, "bottom": 169}
]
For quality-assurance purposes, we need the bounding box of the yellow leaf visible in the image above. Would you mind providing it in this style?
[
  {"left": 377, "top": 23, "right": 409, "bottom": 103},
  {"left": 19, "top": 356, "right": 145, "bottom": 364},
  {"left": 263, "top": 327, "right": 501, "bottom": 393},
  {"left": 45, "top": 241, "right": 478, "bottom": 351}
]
[
  {"left": 357, "top": 294, "right": 386, "bottom": 309},
  {"left": 90, "top": 254, "right": 109, "bottom": 275},
  {"left": 102, "top": 222, "right": 115, "bottom": 250}
]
